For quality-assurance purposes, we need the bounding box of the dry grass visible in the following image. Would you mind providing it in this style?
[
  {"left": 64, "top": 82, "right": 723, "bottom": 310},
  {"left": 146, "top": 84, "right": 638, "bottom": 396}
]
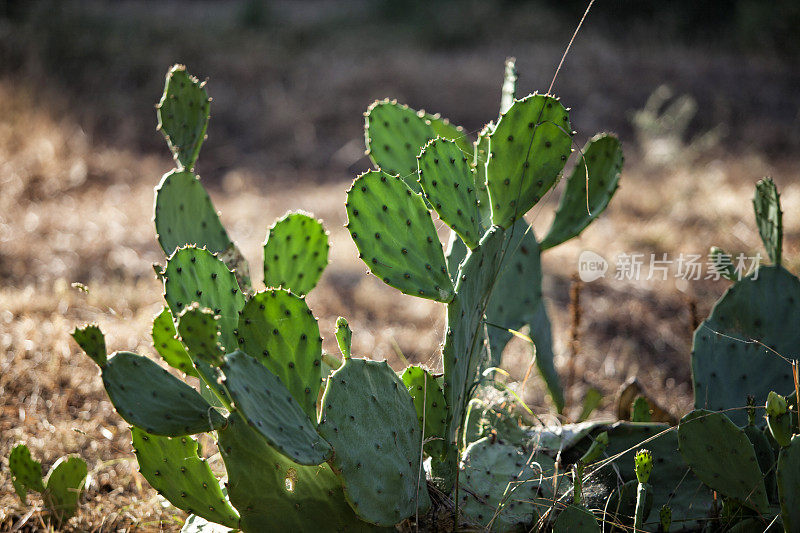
[{"left": 1, "top": 3, "right": 799, "bottom": 530}]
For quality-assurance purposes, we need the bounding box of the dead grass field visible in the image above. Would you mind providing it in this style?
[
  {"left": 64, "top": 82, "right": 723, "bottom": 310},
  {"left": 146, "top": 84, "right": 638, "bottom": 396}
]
[{"left": 1, "top": 2, "right": 799, "bottom": 530}]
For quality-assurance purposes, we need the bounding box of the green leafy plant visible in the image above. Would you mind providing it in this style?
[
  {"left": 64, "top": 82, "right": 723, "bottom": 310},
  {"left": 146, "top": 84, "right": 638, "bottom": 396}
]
[{"left": 8, "top": 443, "right": 88, "bottom": 526}]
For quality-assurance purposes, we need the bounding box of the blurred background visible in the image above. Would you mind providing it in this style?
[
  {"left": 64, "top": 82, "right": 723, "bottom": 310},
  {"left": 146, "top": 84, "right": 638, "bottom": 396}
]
[{"left": 1, "top": 1, "right": 798, "bottom": 529}]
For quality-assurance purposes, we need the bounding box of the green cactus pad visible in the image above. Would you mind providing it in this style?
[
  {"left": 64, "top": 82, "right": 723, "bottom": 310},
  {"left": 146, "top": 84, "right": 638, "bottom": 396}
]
[
  {"left": 9, "top": 444, "right": 45, "bottom": 500},
  {"left": 334, "top": 316, "right": 352, "bottom": 359},
  {"left": 346, "top": 170, "right": 454, "bottom": 302},
  {"left": 154, "top": 170, "right": 232, "bottom": 257},
  {"left": 401, "top": 365, "right": 448, "bottom": 459},
  {"left": 43, "top": 456, "right": 87, "bottom": 520},
  {"left": 221, "top": 350, "right": 331, "bottom": 465},
  {"left": 459, "top": 437, "right": 557, "bottom": 531},
  {"left": 540, "top": 133, "right": 623, "bottom": 250},
  {"left": 777, "top": 435, "right": 800, "bottom": 531},
  {"left": 692, "top": 265, "right": 800, "bottom": 426},
  {"left": 156, "top": 64, "right": 210, "bottom": 170},
  {"left": 364, "top": 99, "right": 469, "bottom": 192},
  {"left": 263, "top": 211, "right": 329, "bottom": 295},
  {"left": 152, "top": 306, "right": 197, "bottom": 377},
  {"left": 71, "top": 323, "right": 107, "bottom": 367},
  {"left": 484, "top": 221, "right": 564, "bottom": 412},
  {"left": 131, "top": 427, "right": 239, "bottom": 528},
  {"left": 417, "top": 138, "right": 483, "bottom": 249},
  {"left": 236, "top": 290, "right": 322, "bottom": 419},
  {"left": 631, "top": 396, "right": 652, "bottom": 422},
  {"left": 580, "top": 422, "right": 712, "bottom": 531},
  {"left": 101, "top": 351, "right": 225, "bottom": 436},
  {"left": 218, "top": 414, "right": 383, "bottom": 532},
  {"left": 552, "top": 505, "right": 600, "bottom": 533},
  {"left": 744, "top": 425, "right": 777, "bottom": 503},
  {"left": 443, "top": 226, "right": 506, "bottom": 446},
  {"left": 177, "top": 304, "right": 225, "bottom": 366},
  {"left": 677, "top": 410, "right": 769, "bottom": 513},
  {"left": 486, "top": 94, "right": 572, "bottom": 229},
  {"left": 753, "top": 177, "right": 782, "bottom": 265},
  {"left": 318, "top": 357, "right": 430, "bottom": 526},
  {"left": 164, "top": 246, "right": 245, "bottom": 352}
]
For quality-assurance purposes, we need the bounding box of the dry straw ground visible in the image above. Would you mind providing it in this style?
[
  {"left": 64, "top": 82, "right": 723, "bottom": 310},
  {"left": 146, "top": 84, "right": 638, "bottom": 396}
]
[{"left": 1, "top": 2, "right": 799, "bottom": 530}]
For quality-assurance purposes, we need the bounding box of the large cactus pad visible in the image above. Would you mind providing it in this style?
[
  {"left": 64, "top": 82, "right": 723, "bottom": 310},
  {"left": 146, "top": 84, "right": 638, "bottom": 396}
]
[
  {"left": 318, "top": 358, "right": 430, "bottom": 526},
  {"left": 364, "top": 99, "right": 469, "bottom": 192},
  {"left": 346, "top": 170, "right": 454, "bottom": 302},
  {"left": 692, "top": 265, "right": 800, "bottom": 426},
  {"left": 486, "top": 94, "right": 571, "bottom": 229},
  {"left": 101, "top": 351, "right": 226, "bottom": 436},
  {"left": 154, "top": 170, "right": 232, "bottom": 257},
  {"left": 221, "top": 350, "right": 331, "bottom": 465},
  {"left": 156, "top": 64, "right": 210, "bottom": 170},
  {"left": 540, "top": 133, "right": 623, "bottom": 250},
  {"left": 677, "top": 410, "right": 769, "bottom": 513},
  {"left": 131, "top": 427, "right": 239, "bottom": 528},
  {"left": 262, "top": 211, "right": 329, "bottom": 295},
  {"left": 236, "top": 290, "right": 322, "bottom": 419}
]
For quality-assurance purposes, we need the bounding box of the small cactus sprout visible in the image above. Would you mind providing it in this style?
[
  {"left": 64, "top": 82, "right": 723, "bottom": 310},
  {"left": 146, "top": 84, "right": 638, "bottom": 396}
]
[
  {"left": 71, "top": 324, "right": 107, "bottom": 366},
  {"left": 634, "top": 449, "right": 653, "bottom": 532},
  {"left": 709, "top": 246, "right": 737, "bottom": 281},
  {"left": 659, "top": 504, "right": 672, "bottom": 533},
  {"left": 580, "top": 431, "right": 609, "bottom": 465},
  {"left": 766, "top": 391, "right": 792, "bottom": 447},
  {"left": 753, "top": 176, "right": 783, "bottom": 265},
  {"left": 334, "top": 316, "right": 352, "bottom": 360},
  {"left": 631, "top": 396, "right": 653, "bottom": 422}
]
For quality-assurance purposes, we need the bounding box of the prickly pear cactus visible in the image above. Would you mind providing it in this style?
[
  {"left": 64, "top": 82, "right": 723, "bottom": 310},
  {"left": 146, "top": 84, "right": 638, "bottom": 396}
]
[
  {"left": 262, "top": 211, "right": 329, "bottom": 295},
  {"left": 753, "top": 177, "right": 782, "bottom": 265},
  {"left": 317, "top": 357, "right": 430, "bottom": 526},
  {"left": 131, "top": 428, "right": 239, "bottom": 528},
  {"left": 459, "top": 437, "right": 557, "bottom": 531},
  {"left": 691, "top": 265, "right": 800, "bottom": 426},
  {"left": 177, "top": 304, "right": 225, "bottom": 366},
  {"left": 9, "top": 443, "right": 45, "bottom": 500},
  {"left": 552, "top": 504, "right": 600, "bottom": 532},
  {"left": 98, "top": 351, "right": 226, "bottom": 436},
  {"left": 220, "top": 350, "right": 331, "bottom": 465},
  {"left": 346, "top": 170, "right": 454, "bottom": 302},
  {"left": 401, "top": 365, "right": 448, "bottom": 459},
  {"left": 540, "top": 133, "right": 623, "bottom": 250},
  {"left": 364, "top": 99, "right": 469, "bottom": 191},
  {"left": 71, "top": 324, "right": 106, "bottom": 366},
  {"left": 485, "top": 94, "right": 572, "bottom": 229},
  {"left": 777, "top": 435, "right": 800, "bottom": 531},
  {"left": 677, "top": 409, "right": 769, "bottom": 513},
  {"left": 152, "top": 307, "right": 197, "bottom": 376},
  {"left": 156, "top": 64, "right": 210, "bottom": 171}
]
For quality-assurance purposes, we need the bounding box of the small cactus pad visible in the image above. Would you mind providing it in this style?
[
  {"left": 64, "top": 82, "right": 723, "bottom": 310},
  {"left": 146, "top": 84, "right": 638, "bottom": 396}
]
[
  {"left": 152, "top": 306, "right": 197, "bottom": 377},
  {"left": 631, "top": 396, "right": 652, "bottom": 422},
  {"left": 486, "top": 94, "right": 572, "bottom": 229},
  {"left": 473, "top": 124, "right": 493, "bottom": 228},
  {"left": 417, "top": 138, "right": 483, "bottom": 248},
  {"left": 443, "top": 227, "right": 506, "bottom": 446},
  {"left": 364, "top": 99, "right": 469, "bottom": 192},
  {"left": 777, "top": 435, "right": 800, "bottom": 531},
  {"left": 540, "top": 133, "right": 623, "bottom": 250},
  {"left": 346, "top": 170, "right": 454, "bottom": 302},
  {"left": 677, "top": 410, "right": 769, "bottom": 513},
  {"left": 154, "top": 170, "right": 231, "bottom": 257},
  {"left": 71, "top": 323, "right": 107, "bottom": 367},
  {"left": 218, "top": 415, "right": 383, "bottom": 532},
  {"left": 459, "top": 437, "right": 557, "bottom": 531},
  {"left": 318, "top": 357, "right": 431, "bottom": 526},
  {"left": 401, "top": 365, "right": 448, "bottom": 459},
  {"left": 177, "top": 304, "right": 225, "bottom": 366},
  {"left": 236, "top": 290, "right": 322, "bottom": 419},
  {"left": 262, "top": 211, "right": 329, "bottom": 295},
  {"left": 131, "top": 427, "right": 239, "bottom": 528},
  {"left": 43, "top": 456, "right": 87, "bottom": 520},
  {"left": 766, "top": 391, "right": 793, "bottom": 447},
  {"left": 753, "top": 177, "right": 782, "bottom": 265},
  {"left": 164, "top": 246, "right": 245, "bottom": 352},
  {"left": 692, "top": 265, "right": 800, "bottom": 426},
  {"left": 744, "top": 425, "right": 777, "bottom": 502},
  {"left": 484, "top": 221, "right": 564, "bottom": 412},
  {"left": 659, "top": 505, "right": 672, "bottom": 533},
  {"left": 552, "top": 505, "right": 600, "bottom": 533},
  {"left": 634, "top": 449, "right": 653, "bottom": 484},
  {"left": 221, "top": 350, "right": 332, "bottom": 466},
  {"left": 156, "top": 64, "right": 210, "bottom": 170},
  {"left": 709, "top": 246, "right": 737, "bottom": 281},
  {"left": 9, "top": 444, "right": 45, "bottom": 500},
  {"left": 101, "top": 351, "right": 226, "bottom": 436},
  {"left": 334, "top": 316, "right": 352, "bottom": 359},
  {"left": 581, "top": 421, "right": 712, "bottom": 530}
]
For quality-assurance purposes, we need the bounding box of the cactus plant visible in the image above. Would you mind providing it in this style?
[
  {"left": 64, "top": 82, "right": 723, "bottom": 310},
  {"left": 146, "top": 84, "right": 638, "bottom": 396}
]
[
  {"left": 552, "top": 504, "right": 600, "bottom": 532},
  {"left": 633, "top": 449, "right": 653, "bottom": 532},
  {"left": 9, "top": 444, "right": 88, "bottom": 523},
  {"left": 753, "top": 177, "right": 782, "bottom": 265},
  {"left": 262, "top": 211, "right": 329, "bottom": 295},
  {"left": 776, "top": 435, "right": 800, "bottom": 531}
]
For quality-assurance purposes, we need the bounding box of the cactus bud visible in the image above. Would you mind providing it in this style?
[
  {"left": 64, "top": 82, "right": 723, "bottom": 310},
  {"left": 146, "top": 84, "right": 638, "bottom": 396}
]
[
  {"left": 580, "top": 431, "right": 608, "bottom": 465},
  {"left": 766, "top": 391, "right": 792, "bottom": 447},
  {"left": 335, "top": 317, "right": 352, "bottom": 360},
  {"left": 659, "top": 504, "right": 672, "bottom": 532},
  {"left": 635, "top": 449, "right": 653, "bottom": 484}
]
